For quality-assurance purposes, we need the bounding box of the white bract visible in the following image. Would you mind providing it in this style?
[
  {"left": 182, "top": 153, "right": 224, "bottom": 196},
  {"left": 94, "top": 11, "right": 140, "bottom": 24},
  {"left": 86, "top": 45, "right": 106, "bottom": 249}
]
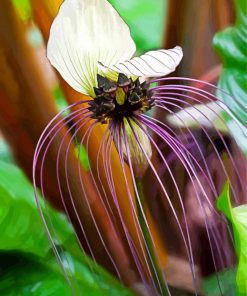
[
  {"left": 47, "top": 0, "right": 183, "bottom": 175},
  {"left": 47, "top": 0, "right": 183, "bottom": 98}
]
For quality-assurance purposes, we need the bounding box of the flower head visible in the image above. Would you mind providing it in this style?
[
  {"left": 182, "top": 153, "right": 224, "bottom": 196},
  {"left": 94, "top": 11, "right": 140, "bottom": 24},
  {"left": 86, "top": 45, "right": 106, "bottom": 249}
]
[
  {"left": 47, "top": 0, "right": 182, "bottom": 176},
  {"left": 33, "top": 0, "right": 246, "bottom": 295}
]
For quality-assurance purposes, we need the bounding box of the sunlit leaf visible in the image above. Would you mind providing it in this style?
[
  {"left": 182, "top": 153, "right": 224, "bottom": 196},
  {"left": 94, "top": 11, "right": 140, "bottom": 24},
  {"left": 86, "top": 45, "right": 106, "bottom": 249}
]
[{"left": 217, "top": 183, "right": 247, "bottom": 295}]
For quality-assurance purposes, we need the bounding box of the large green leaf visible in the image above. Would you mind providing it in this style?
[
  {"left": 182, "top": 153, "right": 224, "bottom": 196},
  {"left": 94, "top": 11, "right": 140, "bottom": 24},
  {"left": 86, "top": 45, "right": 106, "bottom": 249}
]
[
  {"left": 0, "top": 161, "right": 135, "bottom": 295},
  {"left": 0, "top": 161, "right": 77, "bottom": 258},
  {"left": 213, "top": 0, "right": 247, "bottom": 153},
  {"left": 0, "top": 251, "right": 135, "bottom": 296},
  {"left": 213, "top": 0, "right": 247, "bottom": 125},
  {"left": 108, "top": 0, "right": 165, "bottom": 54},
  {"left": 217, "top": 184, "right": 247, "bottom": 295}
]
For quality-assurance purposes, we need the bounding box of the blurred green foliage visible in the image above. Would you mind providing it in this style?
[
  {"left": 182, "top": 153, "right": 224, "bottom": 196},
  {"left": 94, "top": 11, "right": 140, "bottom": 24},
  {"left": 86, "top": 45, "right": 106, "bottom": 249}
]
[
  {"left": 217, "top": 183, "right": 247, "bottom": 295},
  {"left": 109, "top": 0, "right": 165, "bottom": 54},
  {"left": 0, "top": 161, "right": 135, "bottom": 296},
  {"left": 0, "top": 140, "right": 14, "bottom": 164},
  {"left": 214, "top": 0, "right": 247, "bottom": 154},
  {"left": 203, "top": 268, "right": 236, "bottom": 296},
  {"left": 11, "top": 0, "right": 32, "bottom": 21}
]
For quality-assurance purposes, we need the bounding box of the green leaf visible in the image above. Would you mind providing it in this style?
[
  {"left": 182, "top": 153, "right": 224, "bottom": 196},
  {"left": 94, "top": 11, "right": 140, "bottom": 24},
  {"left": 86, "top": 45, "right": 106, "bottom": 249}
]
[
  {"left": 213, "top": 0, "right": 247, "bottom": 152},
  {"left": 0, "top": 252, "right": 135, "bottom": 296},
  {"left": 202, "top": 267, "right": 237, "bottom": 296},
  {"left": 0, "top": 160, "right": 77, "bottom": 258},
  {"left": 108, "top": 0, "right": 165, "bottom": 54},
  {"left": 217, "top": 183, "right": 247, "bottom": 295},
  {"left": 0, "top": 160, "right": 136, "bottom": 295}
]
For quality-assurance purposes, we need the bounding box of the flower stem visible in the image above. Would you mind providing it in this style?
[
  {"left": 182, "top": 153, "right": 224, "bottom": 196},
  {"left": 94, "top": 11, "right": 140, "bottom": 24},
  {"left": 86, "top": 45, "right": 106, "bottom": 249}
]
[{"left": 136, "top": 180, "right": 169, "bottom": 296}]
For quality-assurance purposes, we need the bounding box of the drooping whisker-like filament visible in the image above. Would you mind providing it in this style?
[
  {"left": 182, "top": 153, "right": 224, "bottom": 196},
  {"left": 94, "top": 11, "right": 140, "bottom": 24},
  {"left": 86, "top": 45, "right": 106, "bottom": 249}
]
[
  {"left": 130, "top": 117, "right": 198, "bottom": 288},
  {"left": 103, "top": 124, "right": 153, "bottom": 289},
  {"left": 144, "top": 105, "right": 236, "bottom": 273},
  {"left": 151, "top": 77, "right": 246, "bottom": 118},
  {"left": 140, "top": 114, "right": 220, "bottom": 215},
  {"left": 157, "top": 99, "right": 241, "bottom": 201},
  {"left": 153, "top": 90, "right": 244, "bottom": 201},
  {"left": 40, "top": 113, "right": 92, "bottom": 251},
  {"left": 78, "top": 124, "right": 124, "bottom": 280},
  {"left": 113, "top": 121, "right": 160, "bottom": 291},
  {"left": 127, "top": 117, "right": 198, "bottom": 294},
  {"left": 122, "top": 119, "right": 171, "bottom": 296},
  {"left": 33, "top": 103, "right": 92, "bottom": 293},
  {"left": 135, "top": 114, "right": 233, "bottom": 291}
]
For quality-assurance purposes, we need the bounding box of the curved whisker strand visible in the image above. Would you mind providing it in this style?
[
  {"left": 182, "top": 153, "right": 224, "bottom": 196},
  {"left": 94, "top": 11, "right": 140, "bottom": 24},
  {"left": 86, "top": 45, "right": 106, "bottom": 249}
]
[
  {"left": 69, "top": 120, "right": 123, "bottom": 280},
  {"left": 154, "top": 90, "right": 245, "bottom": 191},
  {"left": 82, "top": 124, "right": 129, "bottom": 281},
  {"left": 105, "top": 126, "right": 150, "bottom": 286},
  {"left": 151, "top": 77, "right": 246, "bottom": 114},
  {"left": 132, "top": 117, "right": 198, "bottom": 293},
  {"left": 147, "top": 102, "right": 241, "bottom": 208},
  {"left": 123, "top": 119, "right": 171, "bottom": 296},
  {"left": 62, "top": 117, "right": 96, "bottom": 254},
  {"left": 155, "top": 84, "right": 244, "bottom": 127},
  {"left": 104, "top": 124, "right": 157, "bottom": 287},
  {"left": 115, "top": 122, "right": 156, "bottom": 289},
  {"left": 34, "top": 113, "right": 93, "bottom": 294},
  {"left": 137, "top": 116, "right": 229, "bottom": 294},
  {"left": 155, "top": 100, "right": 225, "bottom": 194},
  {"left": 155, "top": 97, "right": 242, "bottom": 203},
  {"left": 142, "top": 105, "right": 237, "bottom": 273},
  {"left": 141, "top": 114, "right": 221, "bottom": 216},
  {"left": 34, "top": 103, "right": 90, "bottom": 160}
]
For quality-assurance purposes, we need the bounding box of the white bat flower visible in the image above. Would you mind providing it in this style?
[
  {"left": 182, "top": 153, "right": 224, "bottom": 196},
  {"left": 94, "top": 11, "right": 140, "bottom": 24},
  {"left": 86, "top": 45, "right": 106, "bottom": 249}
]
[
  {"left": 47, "top": 0, "right": 183, "bottom": 177},
  {"left": 47, "top": 0, "right": 183, "bottom": 98}
]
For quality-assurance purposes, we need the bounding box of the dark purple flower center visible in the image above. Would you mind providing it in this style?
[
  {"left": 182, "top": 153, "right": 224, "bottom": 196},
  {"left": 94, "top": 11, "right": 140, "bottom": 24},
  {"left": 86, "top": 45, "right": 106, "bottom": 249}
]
[{"left": 88, "top": 73, "right": 154, "bottom": 124}]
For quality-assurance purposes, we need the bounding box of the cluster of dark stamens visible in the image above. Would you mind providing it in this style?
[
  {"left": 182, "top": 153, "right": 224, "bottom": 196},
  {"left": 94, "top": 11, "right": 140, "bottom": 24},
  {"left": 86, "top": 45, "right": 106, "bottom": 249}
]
[{"left": 88, "top": 73, "right": 154, "bottom": 124}]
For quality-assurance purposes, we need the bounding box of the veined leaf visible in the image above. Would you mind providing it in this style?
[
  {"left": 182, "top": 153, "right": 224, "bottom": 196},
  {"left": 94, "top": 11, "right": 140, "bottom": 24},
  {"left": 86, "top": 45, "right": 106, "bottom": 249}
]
[
  {"left": 217, "top": 183, "right": 247, "bottom": 295},
  {"left": 0, "top": 161, "right": 135, "bottom": 295}
]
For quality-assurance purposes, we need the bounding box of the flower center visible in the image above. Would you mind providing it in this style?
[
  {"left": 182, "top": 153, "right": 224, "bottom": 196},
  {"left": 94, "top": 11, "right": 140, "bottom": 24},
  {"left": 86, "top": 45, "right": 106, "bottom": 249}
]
[{"left": 88, "top": 73, "right": 154, "bottom": 124}]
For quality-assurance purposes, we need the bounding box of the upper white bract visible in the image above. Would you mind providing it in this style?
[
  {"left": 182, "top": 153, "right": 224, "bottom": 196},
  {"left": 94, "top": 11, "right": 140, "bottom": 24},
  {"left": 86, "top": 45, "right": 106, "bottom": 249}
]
[{"left": 47, "top": 0, "right": 183, "bottom": 98}]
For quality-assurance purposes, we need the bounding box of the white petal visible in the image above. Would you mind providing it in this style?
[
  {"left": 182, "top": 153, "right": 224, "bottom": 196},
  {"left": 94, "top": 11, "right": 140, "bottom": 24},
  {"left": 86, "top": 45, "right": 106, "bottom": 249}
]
[
  {"left": 167, "top": 101, "right": 228, "bottom": 132},
  {"left": 106, "top": 46, "right": 183, "bottom": 78},
  {"left": 47, "top": 0, "right": 136, "bottom": 97}
]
